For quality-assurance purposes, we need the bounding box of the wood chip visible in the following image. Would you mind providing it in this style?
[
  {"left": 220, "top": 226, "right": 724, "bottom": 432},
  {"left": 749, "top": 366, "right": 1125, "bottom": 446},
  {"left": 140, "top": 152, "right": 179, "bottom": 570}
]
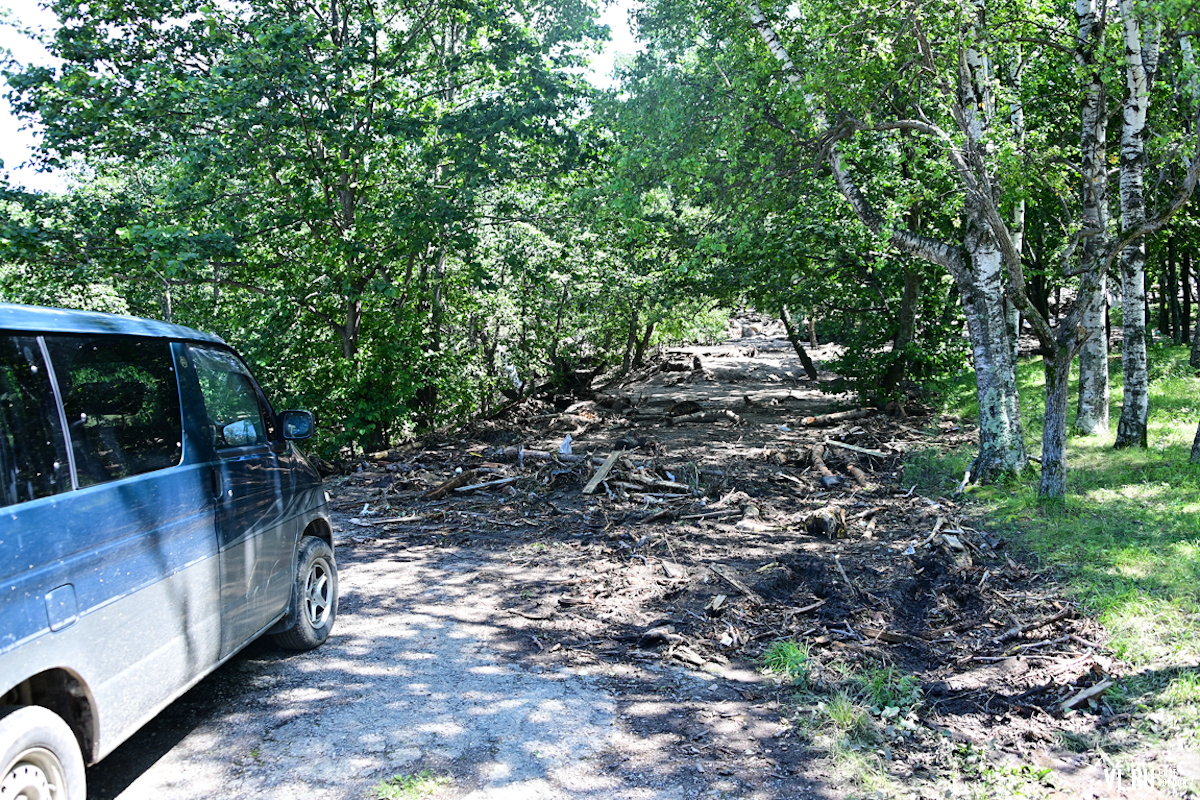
[
  {"left": 672, "top": 646, "right": 708, "bottom": 667},
  {"left": 662, "top": 560, "right": 687, "bottom": 579}
]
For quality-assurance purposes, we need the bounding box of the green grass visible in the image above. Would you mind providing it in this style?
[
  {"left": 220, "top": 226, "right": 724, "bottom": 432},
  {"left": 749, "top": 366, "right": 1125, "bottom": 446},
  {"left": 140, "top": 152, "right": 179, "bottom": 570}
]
[
  {"left": 854, "top": 665, "right": 922, "bottom": 714},
  {"left": 925, "top": 343, "right": 1200, "bottom": 669},
  {"left": 370, "top": 770, "right": 451, "bottom": 800},
  {"left": 762, "top": 639, "right": 813, "bottom": 688}
]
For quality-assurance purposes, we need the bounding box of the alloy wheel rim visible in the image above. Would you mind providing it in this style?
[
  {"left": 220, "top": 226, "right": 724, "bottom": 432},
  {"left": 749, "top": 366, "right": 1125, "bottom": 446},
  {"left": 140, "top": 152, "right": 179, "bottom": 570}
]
[{"left": 304, "top": 560, "right": 331, "bottom": 627}]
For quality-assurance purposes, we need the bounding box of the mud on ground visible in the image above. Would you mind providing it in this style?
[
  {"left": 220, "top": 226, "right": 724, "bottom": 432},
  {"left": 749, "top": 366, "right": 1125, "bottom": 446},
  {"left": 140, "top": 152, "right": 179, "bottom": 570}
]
[{"left": 328, "top": 333, "right": 1196, "bottom": 799}]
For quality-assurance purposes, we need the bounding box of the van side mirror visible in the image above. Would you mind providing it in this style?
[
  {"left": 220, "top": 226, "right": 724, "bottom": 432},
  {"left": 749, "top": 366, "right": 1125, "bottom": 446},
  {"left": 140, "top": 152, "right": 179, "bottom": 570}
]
[{"left": 280, "top": 410, "right": 315, "bottom": 440}]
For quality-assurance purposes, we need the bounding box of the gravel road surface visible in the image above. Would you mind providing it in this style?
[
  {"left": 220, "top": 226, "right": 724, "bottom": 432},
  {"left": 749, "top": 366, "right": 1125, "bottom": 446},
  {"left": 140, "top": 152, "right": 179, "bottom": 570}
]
[{"left": 85, "top": 535, "right": 754, "bottom": 800}]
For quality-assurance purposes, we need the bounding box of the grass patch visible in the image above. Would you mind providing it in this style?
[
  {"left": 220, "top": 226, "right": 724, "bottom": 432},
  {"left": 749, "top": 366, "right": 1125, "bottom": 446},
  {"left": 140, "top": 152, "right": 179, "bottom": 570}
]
[
  {"left": 762, "top": 639, "right": 813, "bottom": 688},
  {"left": 927, "top": 345, "right": 1200, "bottom": 668},
  {"left": 854, "top": 664, "right": 922, "bottom": 714},
  {"left": 371, "top": 770, "right": 451, "bottom": 800},
  {"left": 781, "top": 660, "right": 927, "bottom": 795}
]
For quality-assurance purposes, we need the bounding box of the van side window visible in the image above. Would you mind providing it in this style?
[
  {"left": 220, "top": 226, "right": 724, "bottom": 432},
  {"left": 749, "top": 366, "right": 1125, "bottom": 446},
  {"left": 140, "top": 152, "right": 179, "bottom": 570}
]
[
  {"left": 188, "top": 346, "right": 274, "bottom": 450},
  {"left": 0, "top": 336, "right": 71, "bottom": 506},
  {"left": 45, "top": 336, "right": 184, "bottom": 487}
]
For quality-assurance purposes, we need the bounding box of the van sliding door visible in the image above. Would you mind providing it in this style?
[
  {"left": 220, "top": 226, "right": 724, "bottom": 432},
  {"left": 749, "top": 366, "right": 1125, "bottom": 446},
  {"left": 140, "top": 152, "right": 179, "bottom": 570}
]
[{"left": 187, "top": 346, "right": 293, "bottom": 656}]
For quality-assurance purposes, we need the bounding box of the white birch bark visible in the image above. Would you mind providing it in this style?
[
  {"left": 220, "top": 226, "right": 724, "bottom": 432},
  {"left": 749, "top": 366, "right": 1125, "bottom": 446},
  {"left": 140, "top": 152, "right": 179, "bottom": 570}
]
[
  {"left": 1074, "top": 0, "right": 1110, "bottom": 436},
  {"left": 1114, "top": 0, "right": 1161, "bottom": 449}
]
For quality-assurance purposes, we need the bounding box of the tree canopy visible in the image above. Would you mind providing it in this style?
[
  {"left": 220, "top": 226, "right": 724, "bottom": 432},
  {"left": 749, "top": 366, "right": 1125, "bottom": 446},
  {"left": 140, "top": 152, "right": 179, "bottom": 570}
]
[{"left": 3, "top": 0, "right": 1200, "bottom": 492}]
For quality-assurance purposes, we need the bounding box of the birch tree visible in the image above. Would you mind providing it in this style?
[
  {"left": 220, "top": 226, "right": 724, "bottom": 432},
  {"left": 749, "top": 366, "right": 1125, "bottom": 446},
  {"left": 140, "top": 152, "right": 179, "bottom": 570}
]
[
  {"left": 1073, "top": 0, "right": 1111, "bottom": 437},
  {"left": 739, "top": 0, "right": 1028, "bottom": 482},
  {"left": 1113, "top": 0, "right": 1163, "bottom": 449}
]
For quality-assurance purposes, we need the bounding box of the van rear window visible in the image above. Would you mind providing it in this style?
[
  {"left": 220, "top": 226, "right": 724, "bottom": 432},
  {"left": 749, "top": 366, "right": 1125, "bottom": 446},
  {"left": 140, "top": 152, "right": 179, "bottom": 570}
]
[
  {"left": 0, "top": 336, "right": 71, "bottom": 507},
  {"left": 44, "top": 336, "right": 184, "bottom": 487}
]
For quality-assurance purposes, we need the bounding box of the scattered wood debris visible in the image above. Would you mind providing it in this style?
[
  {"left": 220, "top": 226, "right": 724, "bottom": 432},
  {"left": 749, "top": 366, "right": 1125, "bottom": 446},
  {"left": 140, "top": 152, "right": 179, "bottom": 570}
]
[{"left": 324, "top": 341, "right": 1115, "bottom": 776}]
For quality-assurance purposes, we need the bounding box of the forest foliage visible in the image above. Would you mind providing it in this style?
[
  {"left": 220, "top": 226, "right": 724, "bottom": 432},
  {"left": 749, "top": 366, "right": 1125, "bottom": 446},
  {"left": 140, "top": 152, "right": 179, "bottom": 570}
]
[{"left": 2, "top": 0, "right": 1199, "bottom": 491}]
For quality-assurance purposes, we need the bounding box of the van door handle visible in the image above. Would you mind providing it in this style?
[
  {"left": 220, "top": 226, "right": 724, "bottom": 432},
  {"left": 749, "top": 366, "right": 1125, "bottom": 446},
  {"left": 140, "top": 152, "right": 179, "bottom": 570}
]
[{"left": 211, "top": 467, "right": 223, "bottom": 498}]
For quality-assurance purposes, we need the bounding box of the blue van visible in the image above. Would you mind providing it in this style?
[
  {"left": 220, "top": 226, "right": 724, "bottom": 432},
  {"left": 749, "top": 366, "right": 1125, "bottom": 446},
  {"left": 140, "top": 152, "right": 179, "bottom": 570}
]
[{"left": 0, "top": 304, "right": 336, "bottom": 799}]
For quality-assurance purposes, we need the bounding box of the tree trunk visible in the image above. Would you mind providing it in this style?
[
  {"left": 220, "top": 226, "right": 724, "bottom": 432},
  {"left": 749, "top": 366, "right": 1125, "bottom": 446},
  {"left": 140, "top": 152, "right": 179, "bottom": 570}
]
[
  {"left": 621, "top": 301, "right": 640, "bottom": 375},
  {"left": 746, "top": 0, "right": 1026, "bottom": 481},
  {"left": 1192, "top": 418, "right": 1200, "bottom": 463},
  {"left": 1116, "top": 253, "right": 1151, "bottom": 448},
  {"left": 1167, "top": 236, "right": 1183, "bottom": 343},
  {"left": 1075, "top": 15, "right": 1110, "bottom": 436},
  {"left": 1114, "top": 0, "right": 1161, "bottom": 449},
  {"left": 880, "top": 267, "right": 920, "bottom": 393},
  {"left": 632, "top": 320, "right": 655, "bottom": 368},
  {"left": 1182, "top": 245, "right": 1192, "bottom": 339},
  {"left": 781, "top": 306, "right": 819, "bottom": 380},
  {"left": 1157, "top": 271, "right": 1169, "bottom": 337},
  {"left": 413, "top": 249, "right": 446, "bottom": 431},
  {"left": 1075, "top": 278, "right": 1109, "bottom": 435},
  {"left": 336, "top": 298, "right": 363, "bottom": 360},
  {"left": 962, "top": 214, "right": 1028, "bottom": 482},
  {"left": 1191, "top": 296, "right": 1200, "bottom": 369},
  {"left": 1040, "top": 346, "right": 1073, "bottom": 497}
]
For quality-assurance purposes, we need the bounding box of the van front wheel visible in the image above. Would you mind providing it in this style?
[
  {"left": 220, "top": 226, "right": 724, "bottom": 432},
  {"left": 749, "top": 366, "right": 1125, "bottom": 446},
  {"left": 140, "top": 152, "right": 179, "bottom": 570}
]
[
  {"left": 272, "top": 536, "right": 338, "bottom": 650},
  {"left": 0, "top": 705, "right": 86, "bottom": 800}
]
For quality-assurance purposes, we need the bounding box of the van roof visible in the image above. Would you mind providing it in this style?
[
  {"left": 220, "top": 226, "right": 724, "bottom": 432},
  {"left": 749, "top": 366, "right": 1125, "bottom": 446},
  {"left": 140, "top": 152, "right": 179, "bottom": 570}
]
[{"left": 0, "top": 303, "right": 225, "bottom": 344}]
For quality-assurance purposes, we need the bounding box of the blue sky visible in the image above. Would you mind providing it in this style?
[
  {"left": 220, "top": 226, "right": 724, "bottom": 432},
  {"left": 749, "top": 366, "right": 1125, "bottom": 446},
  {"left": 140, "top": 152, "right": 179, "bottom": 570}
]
[{"left": 0, "top": 1, "right": 639, "bottom": 195}]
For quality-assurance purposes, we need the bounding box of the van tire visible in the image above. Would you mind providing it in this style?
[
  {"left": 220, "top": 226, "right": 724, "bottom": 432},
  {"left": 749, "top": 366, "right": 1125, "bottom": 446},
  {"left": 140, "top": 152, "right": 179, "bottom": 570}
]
[
  {"left": 0, "top": 705, "right": 86, "bottom": 800},
  {"left": 272, "top": 536, "right": 337, "bottom": 650}
]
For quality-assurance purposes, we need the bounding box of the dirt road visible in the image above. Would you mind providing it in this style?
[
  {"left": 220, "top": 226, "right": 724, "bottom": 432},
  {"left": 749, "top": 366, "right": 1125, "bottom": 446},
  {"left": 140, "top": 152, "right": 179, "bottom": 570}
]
[{"left": 87, "top": 532, "right": 817, "bottom": 800}]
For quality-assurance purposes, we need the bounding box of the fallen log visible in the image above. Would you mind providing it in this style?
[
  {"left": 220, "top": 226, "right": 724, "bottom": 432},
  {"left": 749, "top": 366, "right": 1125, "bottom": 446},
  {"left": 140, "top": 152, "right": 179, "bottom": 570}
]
[
  {"left": 804, "top": 507, "right": 847, "bottom": 538},
  {"left": 453, "top": 476, "right": 518, "bottom": 494},
  {"left": 860, "top": 627, "right": 929, "bottom": 645},
  {"left": 810, "top": 445, "right": 832, "bottom": 475},
  {"left": 669, "top": 409, "right": 744, "bottom": 425},
  {"left": 799, "top": 408, "right": 874, "bottom": 427},
  {"left": 348, "top": 515, "right": 424, "bottom": 527},
  {"left": 846, "top": 464, "right": 869, "bottom": 487},
  {"left": 827, "top": 440, "right": 889, "bottom": 458},
  {"left": 992, "top": 608, "right": 1073, "bottom": 645}
]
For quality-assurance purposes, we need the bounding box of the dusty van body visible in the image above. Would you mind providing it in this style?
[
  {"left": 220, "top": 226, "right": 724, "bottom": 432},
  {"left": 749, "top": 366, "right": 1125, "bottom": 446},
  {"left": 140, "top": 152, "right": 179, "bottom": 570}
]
[{"left": 0, "top": 304, "right": 336, "bottom": 799}]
